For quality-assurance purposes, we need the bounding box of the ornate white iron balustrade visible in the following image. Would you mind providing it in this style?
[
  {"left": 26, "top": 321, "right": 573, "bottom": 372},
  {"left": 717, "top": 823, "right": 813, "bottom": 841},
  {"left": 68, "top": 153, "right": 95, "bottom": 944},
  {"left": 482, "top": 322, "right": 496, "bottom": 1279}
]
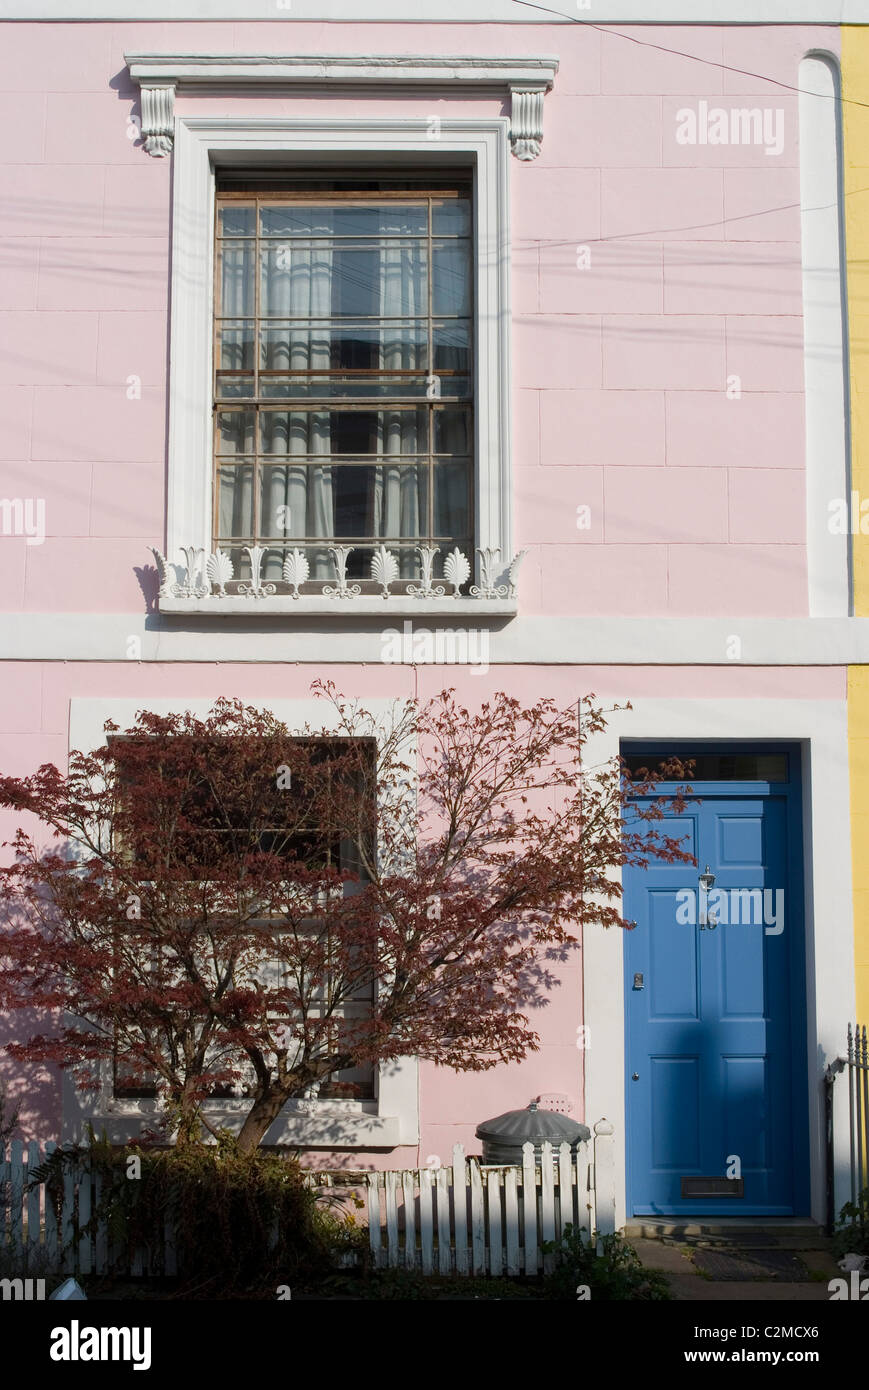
[{"left": 151, "top": 545, "right": 526, "bottom": 605}]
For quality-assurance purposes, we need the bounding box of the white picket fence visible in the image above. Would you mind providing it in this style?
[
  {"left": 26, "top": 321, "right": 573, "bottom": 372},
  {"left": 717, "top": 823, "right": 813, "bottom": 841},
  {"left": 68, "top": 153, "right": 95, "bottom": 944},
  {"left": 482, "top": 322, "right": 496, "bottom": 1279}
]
[
  {"left": 0, "top": 1121, "right": 616, "bottom": 1279},
  {"left": 0, "top": 1138, "right": 180, "bottom": 1277},
  {"left": 0, "top": 1140, "right": 98, "bottom": 1276},
  {"left": 321, "top": 1121, "right": 617, "bottom": 1277}
]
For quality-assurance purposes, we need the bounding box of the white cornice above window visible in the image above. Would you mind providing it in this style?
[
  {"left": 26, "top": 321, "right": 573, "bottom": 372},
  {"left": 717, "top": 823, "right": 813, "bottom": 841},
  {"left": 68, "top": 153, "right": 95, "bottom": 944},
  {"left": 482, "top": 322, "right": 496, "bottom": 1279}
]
[{"left": 124, "top": 52, "right": 559, "bottom": 160}]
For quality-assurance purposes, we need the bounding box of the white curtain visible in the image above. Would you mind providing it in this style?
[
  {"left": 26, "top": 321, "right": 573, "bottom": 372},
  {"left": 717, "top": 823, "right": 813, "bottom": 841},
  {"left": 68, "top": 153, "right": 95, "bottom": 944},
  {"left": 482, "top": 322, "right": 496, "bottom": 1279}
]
[
  {"left": 373, "top": 210, "right": 426, "bottom": 579},
  {"left": 261, "top": 211, "right": 334, "bottom": 582},
  {"left": 220, "top": 207, "right": 435, "bottom": 586},
  {"left": 217, "top": 242, "right": 254, "bottom": 555}
]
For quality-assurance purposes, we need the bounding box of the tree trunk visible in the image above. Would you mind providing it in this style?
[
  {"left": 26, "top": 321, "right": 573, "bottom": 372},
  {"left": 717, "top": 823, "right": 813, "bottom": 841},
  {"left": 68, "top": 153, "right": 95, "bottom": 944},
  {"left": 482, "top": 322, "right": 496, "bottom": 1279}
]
[{"left": 236, "top": 1091, "right": 290, "bottom": 1154}]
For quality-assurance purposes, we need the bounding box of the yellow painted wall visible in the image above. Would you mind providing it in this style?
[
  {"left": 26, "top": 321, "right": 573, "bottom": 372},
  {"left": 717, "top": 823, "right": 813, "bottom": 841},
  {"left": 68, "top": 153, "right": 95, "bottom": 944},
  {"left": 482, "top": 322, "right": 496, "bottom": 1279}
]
[
  {"left": 844, "top": 27, "right": 869, "bottom": 1020},
  {"left": 848, "top": 672, "right": 869, "bottom": 1019}
]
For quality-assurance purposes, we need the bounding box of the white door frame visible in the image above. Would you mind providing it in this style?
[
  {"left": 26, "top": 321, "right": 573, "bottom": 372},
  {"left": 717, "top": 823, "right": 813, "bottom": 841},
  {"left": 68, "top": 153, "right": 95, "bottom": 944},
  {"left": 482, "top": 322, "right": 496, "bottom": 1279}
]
[{"left": 582, "top": 696, "right": 854, "bottom": 1230}]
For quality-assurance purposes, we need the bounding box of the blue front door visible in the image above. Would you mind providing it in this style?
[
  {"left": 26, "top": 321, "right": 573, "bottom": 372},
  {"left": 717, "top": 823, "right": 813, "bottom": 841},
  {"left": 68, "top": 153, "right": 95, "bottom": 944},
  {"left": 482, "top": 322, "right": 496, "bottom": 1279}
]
[{"left": 623, "top": 745, "right": 809, "bottom": 1217}]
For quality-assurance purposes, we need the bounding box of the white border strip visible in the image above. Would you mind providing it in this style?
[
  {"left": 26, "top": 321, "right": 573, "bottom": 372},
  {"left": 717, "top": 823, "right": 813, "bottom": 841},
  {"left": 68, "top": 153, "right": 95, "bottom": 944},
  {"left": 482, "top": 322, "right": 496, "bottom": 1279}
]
[
  {"left": 4, "top": 613, "right": 869, "bottom": 664},
  {"left": 801, "top": 53, "right": 851, "bottom": 619},
  {"left": 0, "top": 2, "right": 866, "bottom": 23}
]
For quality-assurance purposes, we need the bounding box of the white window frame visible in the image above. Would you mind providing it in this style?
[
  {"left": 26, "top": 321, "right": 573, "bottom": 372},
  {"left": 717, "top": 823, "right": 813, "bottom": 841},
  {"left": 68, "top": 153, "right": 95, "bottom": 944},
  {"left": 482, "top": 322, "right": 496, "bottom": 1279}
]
[
  {"left": 161, "top": 112, "right": 515, "bottom": 615},
  {"left": 63, "top": 695, "right": 420, "bottom": 1150}
]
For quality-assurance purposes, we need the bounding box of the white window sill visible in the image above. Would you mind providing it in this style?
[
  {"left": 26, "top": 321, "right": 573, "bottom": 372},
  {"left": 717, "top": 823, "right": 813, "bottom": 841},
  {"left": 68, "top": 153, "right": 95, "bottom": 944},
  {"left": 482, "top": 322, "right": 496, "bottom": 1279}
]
[
  {"left": 157, "top": 595, "right": 517, "bottom": 618},
  {"left": 92, "top": 1097, "right": 403, "bottom": 1148}
]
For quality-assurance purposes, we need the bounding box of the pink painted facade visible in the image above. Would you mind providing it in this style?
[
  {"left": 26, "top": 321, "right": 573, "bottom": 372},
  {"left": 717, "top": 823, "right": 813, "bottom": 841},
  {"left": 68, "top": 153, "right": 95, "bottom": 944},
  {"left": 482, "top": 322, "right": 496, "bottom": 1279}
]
[
  {"left": 0, "top": 20, "right": 820, "bottom": 618},
  {"left": 0, "top": 10, "right": 857, "bottom": 1220}
]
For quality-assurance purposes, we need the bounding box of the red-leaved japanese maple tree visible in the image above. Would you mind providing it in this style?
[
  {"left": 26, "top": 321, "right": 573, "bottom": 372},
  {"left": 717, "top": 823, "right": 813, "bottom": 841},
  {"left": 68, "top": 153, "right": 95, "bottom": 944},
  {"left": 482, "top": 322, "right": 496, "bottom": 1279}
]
[{"left": 0, "top": 685, "right": 692, "bottom": 1152}]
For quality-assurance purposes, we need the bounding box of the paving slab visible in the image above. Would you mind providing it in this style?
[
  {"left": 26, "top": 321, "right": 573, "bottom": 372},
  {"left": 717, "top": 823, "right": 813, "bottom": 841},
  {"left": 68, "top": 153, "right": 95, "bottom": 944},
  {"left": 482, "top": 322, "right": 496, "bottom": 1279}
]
[
  {"left": 691, "top": 1248, "right": 809, "bottom": 1281},
  {"left": 664, "top": 1275, "right": 834, "bottom": 1302},
  {"left": 793, "top": 1249, "right": 841, "bottom": 1279},
  {"left": 632, "top": 1237, "right": 697, "bottom": 1275}
]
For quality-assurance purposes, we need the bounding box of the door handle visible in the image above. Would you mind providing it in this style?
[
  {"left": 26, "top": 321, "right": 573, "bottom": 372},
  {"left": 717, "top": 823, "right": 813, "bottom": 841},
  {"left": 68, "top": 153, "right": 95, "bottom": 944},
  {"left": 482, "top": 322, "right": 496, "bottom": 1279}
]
[{"left": 633, "top": 973, "right": 644, "bottom": 990}]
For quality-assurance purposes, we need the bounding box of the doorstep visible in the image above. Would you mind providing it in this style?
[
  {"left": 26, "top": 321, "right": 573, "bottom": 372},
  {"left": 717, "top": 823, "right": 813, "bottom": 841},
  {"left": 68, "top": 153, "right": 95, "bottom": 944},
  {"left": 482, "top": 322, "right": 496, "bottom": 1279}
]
[
  {"left": 625, "top": 1224, "right": 841, "bottom": 1302},
  {"left": 623, "top": 1219, "right": 829, "bottom": 1248}
]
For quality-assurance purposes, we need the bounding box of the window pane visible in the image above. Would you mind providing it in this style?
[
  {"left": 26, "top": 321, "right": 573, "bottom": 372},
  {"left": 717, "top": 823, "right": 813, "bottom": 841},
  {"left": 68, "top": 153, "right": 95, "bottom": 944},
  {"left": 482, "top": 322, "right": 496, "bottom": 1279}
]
[
  {"left": 259, "top": 463, "right": 428, "bottom": 539},
  {"left": 260, "top": 242, "right": 427, "bottom": 318},
  {"left": 433, "top": 320, "right": 471, "bottom": 376},
  {"left": 361, "top": 242, "right": 427, "bottom": 317},
  {"left": 259, "top": 464, "right": 329, "bottom": 540},
  {"left": 260, "top": 409, "right": 332, "bottom": 456},
  {"left": 260, "top": 321, "right": 427, "bottom": 373},
  {"left": 260, "top": 408, "right": 427, "bottom": 456},
  {"left": 217, "top": 410, "right": 255, "bottom": 455},
  {"left": 219, "top": 241, "right": 255, "bottom": 316},
  {"left": 218, "top": 205, "right": 256, "bottom": 238},
  {"left": 624, "top": 753, "right": 789, "bottom": 783},
  {"left": 371, "top": 463, "right": 428, "bottom": 539},
  {"left": 114, "top": 1052, "right": 157, "bottom": 1099},
  {"left": 217, "top": 322, "right": 255, "bottom": 372},
  {"left": 260, "top": 203, "right": 428, "bottom": 238},
  {"left": 433, "top": 407, "right": 470, "bottom": 455},
  {"left": 334, "top": 465, "right": 376, "bottom": 538},
  {"left": 216, "top": 321, "right": 255, "bottom": 400},
  {"left": 217, "top": 377, "right": 255, "bottom": 400},
  {"left": 433, "top": 460, "right": 470, "bottom": 537},
  {"left": 432, "top": 198, "right": 471, "bottom": 237},
  {"left": 217, "top": 464, "right": 254, "bottom": 537},
  {"left": 432, "top": 241, "right": 471, "bottom": 315},
  {"left": 260, "top": 205, "right": 336, "bottom": 238}
]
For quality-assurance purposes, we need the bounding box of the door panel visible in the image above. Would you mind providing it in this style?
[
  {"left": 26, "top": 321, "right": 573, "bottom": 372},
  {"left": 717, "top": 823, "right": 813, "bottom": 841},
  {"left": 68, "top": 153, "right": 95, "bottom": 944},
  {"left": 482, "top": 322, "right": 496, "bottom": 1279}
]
[
  {"left": 623, "top": 753, "right": 808, "bottom": 1217},
  {"left": 648, "top": 889, "right": 699, "bottom": 1018}
]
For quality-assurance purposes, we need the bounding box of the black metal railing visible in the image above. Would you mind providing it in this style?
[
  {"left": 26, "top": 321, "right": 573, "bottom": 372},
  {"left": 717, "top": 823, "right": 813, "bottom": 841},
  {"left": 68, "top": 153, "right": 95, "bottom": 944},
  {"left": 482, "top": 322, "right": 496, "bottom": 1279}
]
[{"left": 847, "top": 1023, "right": 869, "bottom": 1210}]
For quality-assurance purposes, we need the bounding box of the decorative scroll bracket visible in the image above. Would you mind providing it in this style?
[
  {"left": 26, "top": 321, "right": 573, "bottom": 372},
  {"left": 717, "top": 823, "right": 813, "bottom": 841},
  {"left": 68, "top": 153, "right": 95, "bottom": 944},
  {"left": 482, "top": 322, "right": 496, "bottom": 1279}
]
[
  {"left": 510, "top": 86, "right": 547, "bottom": 161},
  {"left": 139, "top": 82, "right": 176, "bottom": 157}
]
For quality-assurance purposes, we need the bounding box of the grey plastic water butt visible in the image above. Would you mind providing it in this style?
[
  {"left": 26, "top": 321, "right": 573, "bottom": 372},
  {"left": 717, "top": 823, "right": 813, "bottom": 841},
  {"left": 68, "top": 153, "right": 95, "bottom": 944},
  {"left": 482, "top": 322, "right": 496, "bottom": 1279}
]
[{"left": 475, "top": 1102, "right": 591, "bottom": 1164}]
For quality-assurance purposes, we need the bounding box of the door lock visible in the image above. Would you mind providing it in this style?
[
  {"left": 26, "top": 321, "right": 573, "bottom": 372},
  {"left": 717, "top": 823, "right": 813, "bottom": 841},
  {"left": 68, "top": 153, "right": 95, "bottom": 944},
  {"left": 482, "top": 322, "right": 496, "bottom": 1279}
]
[{"left": 633, "top": 973, "right": 644, "bottom": 990}]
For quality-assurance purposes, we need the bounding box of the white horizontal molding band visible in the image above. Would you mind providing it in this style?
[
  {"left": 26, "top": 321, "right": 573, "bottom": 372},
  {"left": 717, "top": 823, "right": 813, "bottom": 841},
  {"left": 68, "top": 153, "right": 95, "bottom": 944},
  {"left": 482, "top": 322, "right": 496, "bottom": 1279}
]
[
  {"left": 125, "top": 53, "right": 559, "bottom": 87},
  {"left": 4, "top": 615, "right": 869, "bottom": 664},
  {"left": 4, "top": 2, "right": 869, "bottom": 22}
]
